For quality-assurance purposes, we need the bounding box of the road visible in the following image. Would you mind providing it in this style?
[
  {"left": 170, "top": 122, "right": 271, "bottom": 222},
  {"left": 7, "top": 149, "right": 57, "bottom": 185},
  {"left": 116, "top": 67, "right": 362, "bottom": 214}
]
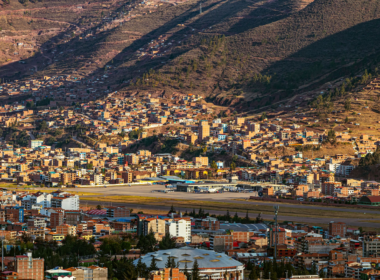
[
  {"left": 27, "top": 131, "right": 35, "bottom": 140},
  {"left": 65, "top": 185, "right": 380, "bottom": 228},
  {"left": 72, "top": 136, "right": 92, "bottom": 149}
]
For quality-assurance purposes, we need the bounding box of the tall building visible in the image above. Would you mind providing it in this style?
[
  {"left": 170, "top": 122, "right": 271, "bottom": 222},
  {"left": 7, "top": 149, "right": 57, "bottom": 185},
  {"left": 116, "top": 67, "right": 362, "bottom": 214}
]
[
  {"left": 142, "top": 218, "right": 166, "bottom": 236},
  {"left": 51, "top": 195, "right": 79, "bottom": 210},
  {"left": 329, "top": 221, "right": 346, "bottom": 237},
  {"left": 210, "top": 235, "right": 233, "bottom": 252},
  {"left": 126, "top": 154, "right": 139, "bottom": 165},
  {"left": 15, "top": 252, "right": 44, "bottom": 280},
  {"left": 198, "top": 121, "right": 210, "bottom": 142},
  {"left": 235, "top": 117, "right": 245, "bottom": 125},
  {"left": 248, "top": 122, "right": 260, "bottom": 133},
  {"left": 166, "top": 218, "right": 191, "bottom": 243},
  {"left": 193, "top": 156, "right": 209, "bottom": 166},
  {"left": 50, "top": 212, "right": 64, "bottom": 228}
]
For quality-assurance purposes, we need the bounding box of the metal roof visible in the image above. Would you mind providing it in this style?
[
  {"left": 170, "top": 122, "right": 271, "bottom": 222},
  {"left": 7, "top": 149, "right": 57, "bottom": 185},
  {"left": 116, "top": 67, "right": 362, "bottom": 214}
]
[
  {"left": 133, "top": 247, "right": 243, "bottom": 270},
  {"left": 219, "top": 223, "right": 268, "bottom": 232}
]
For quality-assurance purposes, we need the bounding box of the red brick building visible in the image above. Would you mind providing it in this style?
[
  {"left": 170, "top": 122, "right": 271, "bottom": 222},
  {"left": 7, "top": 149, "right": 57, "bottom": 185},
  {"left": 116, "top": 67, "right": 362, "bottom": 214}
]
[
  {"left": 50, "top": 212, "right": 64, "bottom": 229},
  {"left": 105, "top": 206, "right": 130, "bottom": 218},
  {"left": 15, "top": 253, "right": 44, "bottom": 280},
  {"left": 329, "top": 221, "right": 346, "bottom": 237}
]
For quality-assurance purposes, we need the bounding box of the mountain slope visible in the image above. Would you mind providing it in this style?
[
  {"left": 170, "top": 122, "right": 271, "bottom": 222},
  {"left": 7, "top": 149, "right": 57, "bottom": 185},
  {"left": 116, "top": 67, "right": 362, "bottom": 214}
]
[{"left": 2, "top": 0, "right": 380, "bottom": 111}]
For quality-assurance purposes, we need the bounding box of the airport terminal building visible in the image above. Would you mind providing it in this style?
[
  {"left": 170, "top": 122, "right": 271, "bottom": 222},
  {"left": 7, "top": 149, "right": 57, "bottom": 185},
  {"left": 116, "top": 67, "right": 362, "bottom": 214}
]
[{"left": 176, "top": 182, "right": 237, "bottom": 192}]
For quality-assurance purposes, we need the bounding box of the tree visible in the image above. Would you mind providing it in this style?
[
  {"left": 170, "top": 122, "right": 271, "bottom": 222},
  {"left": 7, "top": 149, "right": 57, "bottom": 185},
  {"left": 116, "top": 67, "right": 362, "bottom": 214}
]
[
  {"left": 192, "top": 259, "right": 201, "bottom": 280},
  {"left": 260, "top": 112, "right": 267, "bottom": 121},
  {"left": 345, "top": 116, "right": 349, "bottom": 123},
  {"left": 211, "top": 160, "right": 218, "bottom": 171},
  {"left": 249, "top": 266, "right": 258, "bottom": 280},
  {"left": 233, "top": 212, "right": 239, "bottom": 222},
  {"left": 344, "top": 98, "right": 351, "bottom": 111},
  {"left": 159, "top": 233, "right": 176, "bottom": 250},
  {"left": 327, "top": 129, "right": 336, "bottom": 144},
  {"left": 37, "top": 120, "right": 48, "bottom": 131},
  {"left": 149, "top": 256, "right": 158, "bottom": 271},
  {"left": 183, "top": 263, "right": 190, "bottom": 280},
  {"left": 96, "top": 205, "right": 102, "bottom": 210},
  {"left": 244, "top": 210, "right": 250, "bottom": 223},
  {"left": 230, "top": 162, "right": 236, "bottom": 171},
  {"left": 226, "top": 210, "right": 231, "bottom": 222},
  {"left": 168, "top": 205, "right": 176, "bottom": 214},
  {"left": 26, "top": 101, "right": 34, "bottom": 108}
]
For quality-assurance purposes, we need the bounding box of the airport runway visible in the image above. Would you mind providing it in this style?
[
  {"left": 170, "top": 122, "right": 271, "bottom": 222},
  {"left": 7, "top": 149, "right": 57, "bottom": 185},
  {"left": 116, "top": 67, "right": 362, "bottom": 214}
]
[{"left": 71, "top": 185, "right": 380, "bottom": 228}]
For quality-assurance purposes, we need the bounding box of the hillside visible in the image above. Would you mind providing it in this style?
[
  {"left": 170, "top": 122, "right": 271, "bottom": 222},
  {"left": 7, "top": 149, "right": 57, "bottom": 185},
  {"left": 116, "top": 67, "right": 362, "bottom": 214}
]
[{"left": 1, "top": 0, "right": 380, "bottom": 110}]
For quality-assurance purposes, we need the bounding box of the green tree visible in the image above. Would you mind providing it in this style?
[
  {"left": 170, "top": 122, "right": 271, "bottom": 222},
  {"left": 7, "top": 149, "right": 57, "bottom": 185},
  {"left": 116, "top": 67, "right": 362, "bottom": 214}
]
[
  {"left": 260, "top": 112, "right": 267, "bottom": 121},
  {"left": 149, "top": 256, "right": 158, "bottom": 271},
  {"left": 211, "top": 160, "right": 218, "bottom": 171},
  {"left": 183, "top": 263, "right": 190, "bottom": 280},
  {"left": 230, "top": 162, "right": 236, "bottom": 171},
  {"left": 26, "top": 101, "right": 34, "bottom": 108},
  {"left": 344, "top": 98, "right": 351, "bottom": 111},
  {"left": 96, "top": 205, "right": 102, "bottom": 210},
  {"left": 169, "top": 205, "right": 176, "bottom": 214},
  {"left": 159, "top": 233, "right": 176, "bottom": 250},
  {"left": 192, "top": 259, "right": 201, "bottom": 280}
]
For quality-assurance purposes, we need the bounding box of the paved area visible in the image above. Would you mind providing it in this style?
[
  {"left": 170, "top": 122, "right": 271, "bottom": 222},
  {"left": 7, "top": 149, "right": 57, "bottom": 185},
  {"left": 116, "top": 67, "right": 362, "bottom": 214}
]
[
  {"left": 83, "top": 200, "right": 380, "bottom": 229},
  {"left": 72, "top": 184, "right": 380, "bottom": 215},
  {"left": 66, "top": 185, "right": 380, "bottom": 228}
]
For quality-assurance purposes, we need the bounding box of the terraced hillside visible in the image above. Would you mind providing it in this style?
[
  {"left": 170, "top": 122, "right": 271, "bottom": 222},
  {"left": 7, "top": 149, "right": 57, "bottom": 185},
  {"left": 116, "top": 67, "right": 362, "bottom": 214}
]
[{"left": 2, "top": 0, "right": 380, "bottom": 111}]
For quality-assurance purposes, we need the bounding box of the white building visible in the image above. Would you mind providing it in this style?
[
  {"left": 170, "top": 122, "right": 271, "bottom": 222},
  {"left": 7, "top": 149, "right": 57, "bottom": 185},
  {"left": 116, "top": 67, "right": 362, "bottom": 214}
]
[
  {"left": 31, "top": 193, "right": 52, "bottom": 209},
  {"left": 166, "top": 218, "right": 191, "bottom": 243},
  {"left": 51, "top": 195, "right": 79, "bottom": 210}
]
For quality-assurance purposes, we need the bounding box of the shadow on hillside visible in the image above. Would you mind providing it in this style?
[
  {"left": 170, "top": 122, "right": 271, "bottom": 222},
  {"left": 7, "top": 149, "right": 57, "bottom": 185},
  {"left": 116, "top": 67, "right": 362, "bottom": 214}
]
[
  {"left": 227, "top": 0, "right": 296, "bottom": 34},
  {"left": 103, "top": 0, "right": 255, "bottom": 81},
  {"left": 99, "top": 0, "right": 225, "bottom": 64},
  {"left": 261, "top": 18, "right": 380, "bottom": 94},
  {"left": 0, "top": 0, "right": 130, "bottom": 80}
]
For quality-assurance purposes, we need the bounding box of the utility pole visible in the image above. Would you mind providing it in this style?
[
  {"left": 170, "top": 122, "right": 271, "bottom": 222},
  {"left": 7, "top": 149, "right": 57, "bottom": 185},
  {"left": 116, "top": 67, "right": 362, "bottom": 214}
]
[{"left": 273, "top": 205, "right": 279, "bottom": 261}]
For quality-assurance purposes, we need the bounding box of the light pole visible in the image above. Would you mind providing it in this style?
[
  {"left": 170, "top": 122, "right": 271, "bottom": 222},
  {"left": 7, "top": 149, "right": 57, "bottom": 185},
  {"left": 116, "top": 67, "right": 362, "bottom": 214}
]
[{"left": 273, "top": 205, "right": 279, "bottom": 260}]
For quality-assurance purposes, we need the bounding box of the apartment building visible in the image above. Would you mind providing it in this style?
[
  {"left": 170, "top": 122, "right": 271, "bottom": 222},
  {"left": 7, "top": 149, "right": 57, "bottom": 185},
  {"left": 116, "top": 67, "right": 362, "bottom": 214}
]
[
  {"left": 51, "top": 195, "right": 79, "bottom": 210},
  {"left": 15, "top": 252, "right": 44, "bottom": 280},
  {"left": 105, "top": 206, "right": 130, "bottom": 218},
  {"left": 142, "top": 218, "right": 166, "bottom": 236},
  {"left": 166, "top": 218, "right": 191, "bottom": 243},
  {"left": 329, "top": 221, "right": 346, "bottom": 237},
  {"left": 65, "top": 266, "right": 107, "bottom": 280},
  {"left": 210, "top": 234, "right": 233, "bottom": 252},
  {"left": 50, "top": 212, "right": 64, "bottom": 228},
  {"left": 56, "top": 224, "right": 77, "bottom": 236}
]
